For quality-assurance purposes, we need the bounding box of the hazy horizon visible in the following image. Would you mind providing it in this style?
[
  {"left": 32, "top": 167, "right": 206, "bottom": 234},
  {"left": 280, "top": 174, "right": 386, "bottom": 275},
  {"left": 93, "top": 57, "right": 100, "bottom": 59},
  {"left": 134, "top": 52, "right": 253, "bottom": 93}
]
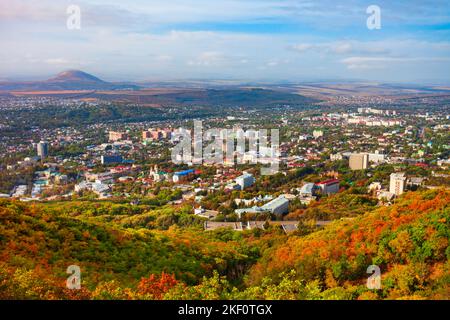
[
  {"left": 4, "top": 68, "right": 450, "bottom": 87},
  {"left": 1, "top": 0, "right": 450, "bottom": 84}
]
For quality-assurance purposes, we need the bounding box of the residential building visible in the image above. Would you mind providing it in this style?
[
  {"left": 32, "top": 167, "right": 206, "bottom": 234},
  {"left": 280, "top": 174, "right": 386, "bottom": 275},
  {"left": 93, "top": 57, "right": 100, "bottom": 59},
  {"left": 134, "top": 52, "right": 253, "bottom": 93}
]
[
  {"left": 407, "top": 177, "right": 425, "bottom": 188},
  {"left": 194, "top": 207, "right": 219, "bottom": 219},
  {"left": 101, "top": 154, "right": 123, "bottom": 165},
  {"left": 261, "top": 195, "right": 290, "bottom": 215},
  {"left": 235, "top": 195, "right": 289, "bottom": 218},
  {"left": 173, "top": 169, "right": 196, "bottom": 183},
  {"left": 316, "top": 179, "right": 340, "bottom": 195},
  {"left": 109, "top": 131, "right": 128, "bottom": 142},
  {"left": 349, "top": 153, "right": 369, "bottom": 170},
  {"left": 299, "top": 183, "right": 320, "bottom": 197},
  {"left": 37, "top": 141, "right": 49, "bottom": 159},
  {"left": 75, "top": 181, "right": 91, "bottom": 192},
  {"left": 235, "top": 173, "right": 255, "bottom": 190},
  {"left": 330, "top": 153, "right": 343, "bottom": 161},
  {"left": 390, "top": 173, "right": 406, "bottom": 196},
  {"left": 143, "top": 128, "right": 172, "bottom": 141},
  {"left": 92, "top": 182, "right": 111, "bottom": 198},
  {"left": 368, "top": 152, "right": 386, "bottom": 163},
  {"left": 142, "top": 131, "right": 152, "bottom": 140},
  {"left": 378, "top": 190, "right": 395, "bottom": 202},
  {"left": 85, "top": 172, "right": 114, "bottom": 184},
  {"left": 368, "top": 182, "right": 382, "bottom": 192}
]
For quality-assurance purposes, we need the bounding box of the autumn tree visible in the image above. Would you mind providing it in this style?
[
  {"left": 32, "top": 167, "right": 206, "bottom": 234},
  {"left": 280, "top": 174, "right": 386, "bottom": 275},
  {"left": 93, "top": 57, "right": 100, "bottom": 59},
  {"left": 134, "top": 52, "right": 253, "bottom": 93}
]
[{"left": 138, "top": 272, "right": 179, "bottom": 299}]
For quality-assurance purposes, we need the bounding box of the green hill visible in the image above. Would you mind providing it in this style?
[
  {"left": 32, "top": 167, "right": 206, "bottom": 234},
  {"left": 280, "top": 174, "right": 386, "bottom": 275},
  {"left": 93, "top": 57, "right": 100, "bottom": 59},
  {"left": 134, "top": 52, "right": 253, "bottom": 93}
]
[{"left": 0, "top": 189, "right": 448, "bottom": 300}]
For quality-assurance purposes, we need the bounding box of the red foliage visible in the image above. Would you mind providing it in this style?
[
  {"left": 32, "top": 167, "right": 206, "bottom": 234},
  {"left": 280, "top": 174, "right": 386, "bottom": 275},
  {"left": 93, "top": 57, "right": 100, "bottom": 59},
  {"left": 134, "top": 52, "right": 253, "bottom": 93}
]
[{"left": 137, "top": 272, "right": 179, "bottom": 299}]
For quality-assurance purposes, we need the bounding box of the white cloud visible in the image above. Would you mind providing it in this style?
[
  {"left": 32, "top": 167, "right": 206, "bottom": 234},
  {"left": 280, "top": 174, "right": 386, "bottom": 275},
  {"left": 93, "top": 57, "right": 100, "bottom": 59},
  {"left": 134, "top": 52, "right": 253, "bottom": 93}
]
[
  {"left": 266, "top": 59, "right": 290, "bottom": 67},
  {"left": 44, "top": 58, "right": 71, "bottom": 65},
  {"left": 290, "top": 43, "right": 315, "bottom": 53},
  {"left": 1, "top": 1, "right": 450, "bottom": 82},
  {"left": 290, "top": 41, "right": 391, "bottom": 56},
  {"left": 186, "top": 51, "right": 251, "bottom": 69},
  {"left": 154, "top": 55, "right": 173, "bottom": 62},
  {"left": 340, "top": 56, "right": 450, "bottom": 70},
  {"left": 333, "top": 43, "right": 353, "bottom": 54},
  {"left": 188, "top": 51, "right": 227, "bottom": 67}
]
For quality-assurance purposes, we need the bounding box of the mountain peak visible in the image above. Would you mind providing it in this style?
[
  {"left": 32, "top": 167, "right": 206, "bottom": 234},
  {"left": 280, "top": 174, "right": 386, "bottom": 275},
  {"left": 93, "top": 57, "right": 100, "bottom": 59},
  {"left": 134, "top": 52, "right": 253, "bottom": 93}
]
[{"left": 49, "top": 70, "right": 105, "bottom": 83}]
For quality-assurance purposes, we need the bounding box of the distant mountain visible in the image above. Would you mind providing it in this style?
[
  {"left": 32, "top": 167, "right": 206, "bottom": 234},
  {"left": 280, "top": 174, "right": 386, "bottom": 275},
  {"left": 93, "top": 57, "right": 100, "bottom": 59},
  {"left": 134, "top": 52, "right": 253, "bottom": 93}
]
[
  {"left": 48, "top": 70, "right": 106, "bottom": 83},
  {"left": 0, "top": 70, "right": 140, "bottom": 91}
]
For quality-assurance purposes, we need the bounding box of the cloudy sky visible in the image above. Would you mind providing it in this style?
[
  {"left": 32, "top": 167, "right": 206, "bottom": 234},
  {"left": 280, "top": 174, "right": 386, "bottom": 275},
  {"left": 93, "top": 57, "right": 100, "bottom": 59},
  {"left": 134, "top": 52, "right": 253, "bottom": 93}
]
[{"left": 1, "top": 0, "right": 449, "bottom": 83}]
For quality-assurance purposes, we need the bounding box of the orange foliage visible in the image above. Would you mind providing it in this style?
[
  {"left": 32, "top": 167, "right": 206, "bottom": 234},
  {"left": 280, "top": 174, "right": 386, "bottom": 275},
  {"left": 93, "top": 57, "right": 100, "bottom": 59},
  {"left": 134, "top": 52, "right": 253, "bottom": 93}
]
[
  {"left": 137, "top": 272, "right": 179, "bottom": 299},
  {"left": 248, "top": 189, "right": 450, "bottom": 290}
]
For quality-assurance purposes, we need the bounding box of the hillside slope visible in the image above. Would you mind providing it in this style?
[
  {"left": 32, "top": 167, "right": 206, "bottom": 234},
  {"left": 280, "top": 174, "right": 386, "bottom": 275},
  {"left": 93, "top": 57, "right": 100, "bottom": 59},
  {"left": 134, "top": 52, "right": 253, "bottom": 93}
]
[
  {"left": 248, "top": 189, "right": 449, "bottom": 299},
  {"left": 0, "top": 189, "right": 448, "bottom": 300},
  {"left": 0, "top": 200, "right": 262, "bottom": 299}
]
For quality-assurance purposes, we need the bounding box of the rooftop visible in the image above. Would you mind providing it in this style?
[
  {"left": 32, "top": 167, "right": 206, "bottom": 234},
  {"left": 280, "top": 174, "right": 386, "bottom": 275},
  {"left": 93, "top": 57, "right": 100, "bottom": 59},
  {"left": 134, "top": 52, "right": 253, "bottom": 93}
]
[{"left": 317, "top": 179, "right": 339, "bottom": 186}]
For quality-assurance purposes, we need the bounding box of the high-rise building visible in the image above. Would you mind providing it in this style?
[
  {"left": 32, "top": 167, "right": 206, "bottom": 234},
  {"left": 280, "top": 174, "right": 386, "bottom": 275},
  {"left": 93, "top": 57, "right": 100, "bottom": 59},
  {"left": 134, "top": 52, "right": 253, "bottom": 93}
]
[
  {"left": 37, "top": 141, "right": 49, "bottom": 159},
  {"left": 390, "top": 173, "right": 406, "bottom": 196},
  {"left": 349, "top": 153, "right": 369, "bottom": 170}
]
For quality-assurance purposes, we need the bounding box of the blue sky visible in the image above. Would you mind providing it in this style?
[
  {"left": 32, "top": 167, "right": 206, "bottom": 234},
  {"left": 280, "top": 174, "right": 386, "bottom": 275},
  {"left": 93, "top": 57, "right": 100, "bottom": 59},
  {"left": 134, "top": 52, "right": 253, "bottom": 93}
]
[{"left": 1, "top": 0, "right": 449, "bottom": 83}]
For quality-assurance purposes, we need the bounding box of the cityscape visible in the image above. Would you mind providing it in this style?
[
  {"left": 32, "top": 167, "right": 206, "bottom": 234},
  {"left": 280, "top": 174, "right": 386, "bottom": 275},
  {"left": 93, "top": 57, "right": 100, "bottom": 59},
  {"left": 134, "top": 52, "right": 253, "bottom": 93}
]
[{"left": 0, "top": 0, "right": 449, "bottom": 307}]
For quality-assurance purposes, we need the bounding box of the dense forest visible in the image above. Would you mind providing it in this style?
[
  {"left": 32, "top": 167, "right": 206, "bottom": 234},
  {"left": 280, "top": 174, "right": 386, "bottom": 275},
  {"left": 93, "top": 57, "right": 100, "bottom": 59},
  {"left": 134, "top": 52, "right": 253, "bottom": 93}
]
[{"left": 0, "top": 189, "right": 448, "bottom": 300}]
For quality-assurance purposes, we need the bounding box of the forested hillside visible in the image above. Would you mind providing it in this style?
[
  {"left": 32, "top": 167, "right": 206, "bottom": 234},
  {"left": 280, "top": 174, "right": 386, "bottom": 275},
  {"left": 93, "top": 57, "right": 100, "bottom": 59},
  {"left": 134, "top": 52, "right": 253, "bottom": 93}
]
[
  {"left": 0, "top": 189, "right": 448, "bottom": 300},
  {"left": 248, "top": 189, "right": 450, "bottom": 300}
]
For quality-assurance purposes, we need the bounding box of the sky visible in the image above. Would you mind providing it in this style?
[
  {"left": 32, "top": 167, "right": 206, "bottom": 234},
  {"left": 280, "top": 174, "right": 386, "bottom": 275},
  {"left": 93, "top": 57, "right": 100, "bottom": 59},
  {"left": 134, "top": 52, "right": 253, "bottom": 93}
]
[{"left": 0, "top": 0, "right": 449, "bottom": 83}]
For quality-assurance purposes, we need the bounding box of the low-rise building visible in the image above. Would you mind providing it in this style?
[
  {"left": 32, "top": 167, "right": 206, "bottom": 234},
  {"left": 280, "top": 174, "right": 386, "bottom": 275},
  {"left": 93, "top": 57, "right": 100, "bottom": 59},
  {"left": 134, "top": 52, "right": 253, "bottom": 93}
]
[
  {"left": 235, "top": 173, "right": 255, "bottom": 190},
  {"left": 173, "top": 169, "right": 196, "bottom": 183},
  {"left": 101, "top": 154, "right": 123, "bottom": 165},
  {"left": 299, "top": 183, "right": 320, "bottom": 197},
  {"left": 109, "top": 131, "right": 128, "bottom": 142},
  {"left": 194, "top": 207, "right": 219, "bottom": 219},
  {"left": 260, "top": 195, "right": 290, "bottom": 215},
  {"left": 316, "top": 179, "right": 340, "bottom": 195}
]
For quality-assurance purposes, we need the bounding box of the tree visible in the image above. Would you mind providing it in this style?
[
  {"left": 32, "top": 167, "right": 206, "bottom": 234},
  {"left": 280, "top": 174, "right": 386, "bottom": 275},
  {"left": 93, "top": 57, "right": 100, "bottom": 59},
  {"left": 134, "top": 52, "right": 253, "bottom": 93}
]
[{"left": 138, "top": 272, "right": 179, "bottom": 299}]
